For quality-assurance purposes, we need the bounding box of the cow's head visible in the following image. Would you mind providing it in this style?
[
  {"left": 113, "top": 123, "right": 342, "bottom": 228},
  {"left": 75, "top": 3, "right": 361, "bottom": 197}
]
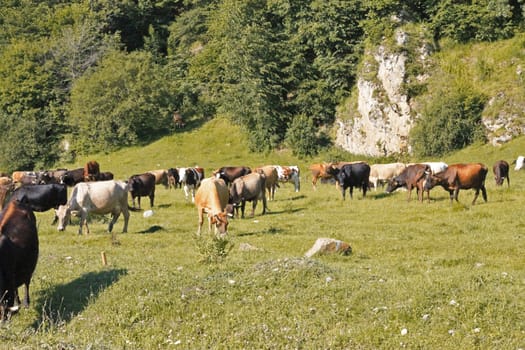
[
  {"left": 55, "top": 205, "right": 71, "bottom": 231},
  {"left": 210, "top": 212, "right": 229, "bottom": 235},
  {"left": 385, "top": 177, "right": 403, "bottom": 193}
]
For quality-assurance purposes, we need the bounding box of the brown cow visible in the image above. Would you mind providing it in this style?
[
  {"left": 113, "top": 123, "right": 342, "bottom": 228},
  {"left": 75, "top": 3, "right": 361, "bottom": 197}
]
[
  {"left": 213, "top": 166, "right": 252, "bottom": 186},
  {"left": 309, "top": 163, "right": 333, "bottom": 190},
  {"left": 148, "top": 169, "right": 169, "bottom": 189},
  {"left": 423, "top": 163, "right": 488, "bottom": 205},
  {"left": 385, "top": 164, "right": 432, "bottom": 202},
  {"left": 493, "top": 160, "right": 510, "bottom": 187},
  {"left": 0, "top": 199, "right": 39, "bottom": 319},
  {"left": 173, "top": 112, "right": 185, "bottom": 129},
  {"left": 195, "top": 177, "right": 230, "bottom": 236},
  {"left": 0, "top": 184, "right": 14, "bottom": 211},
  {"left": 0, "top": 177, "right": 12, "bottom": 187},
  {"left": 255, "top": 166, "right": 279, "bottom": 201},
  {"left": 83, "top": 160, "right": 100, "bottom": 181}
]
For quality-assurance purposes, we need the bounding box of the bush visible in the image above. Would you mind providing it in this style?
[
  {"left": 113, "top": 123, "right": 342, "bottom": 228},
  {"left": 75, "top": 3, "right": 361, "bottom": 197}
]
[{"left": 410, "top": 88, "right": 487, "bottom": 157}]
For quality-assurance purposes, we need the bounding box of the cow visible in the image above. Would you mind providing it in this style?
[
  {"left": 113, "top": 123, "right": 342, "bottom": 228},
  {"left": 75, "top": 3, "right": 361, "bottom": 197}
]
[
  {"left": 423, "top": 163, "right": 488, "bottom": 205},
  {"left": 0, "top": 184, "right": 14, "bottom": 211},
  {"left": 513, "top": 156, "right": 524, "bottom": 170},
  {"left": 11, "top": 171, "right": 37, "bottom": 187},
  {"left": 329, "top": 163, "right": 371, "bottom": 200},
  {"left": 148, "top": 169, "right": 169, "bottom": 189},
  {"left": 309, "top": 163, "right": 334, "bottom": 190},
  {"left": 274, "top": 165, "right": 300, "bottom": 192},
  {"left": 61, "top": 168, "right": 84, "bottom": 187},
  {"left": 369, "top": 163, "right": 406, "bottom": 191},
  {"left": 55, "top": 180, "right": 130, "bottom": 236},
  {"left": 255, "top": 166, "right": 279, "bottom": 201},
  {"left": 84, "top": 160, "right": 100, "bottom": 181},
  {"left": 0, "top": 177, "right": 12, "bottom": 187},
  {"left": 9, "top": 184, "right": 67, "bottom": 215},
  {"left": 97, "top": 171, "right": 114, "bottom": 181},
  {"left": 195, "top": 177, "right": 230, "bottom": 236},
  {"left": 421, "top": 162, "right": 448, "bottom": 174},
  {"left": 167, "top": 168, "right": 180, "bottom": 189},
  {"left": 173, "top": 112, "right": 185, "bottom": 129},
  {"left": 0, "top": 199, "right": 39, "bottom": 319},
  {"left": 178, "top": 167, "right": 205, "bottom": 202},
  {"left": 386, "top": 163, "right": 432, "bottom": 202},
  {"left": 128, "top": 173, "right": 156, "bottom": 209},
  {"left": 229, "top": 172, "right": 267, "bottom": 218},
  {"left": 493, "top": 160, "right": 510, "bottom": 187},
  {"left": 213, "top": 166, "right": 252, "bottom": 186},
  {"left": 37, "top": 169, "right": 68, "bottom": 184}
]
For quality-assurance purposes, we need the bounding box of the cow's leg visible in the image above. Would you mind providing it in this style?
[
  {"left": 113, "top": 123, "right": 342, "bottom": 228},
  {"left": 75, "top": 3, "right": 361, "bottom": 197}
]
[
  {"left": 481, "top": 185, "right": 487, "bottom": 202},
  {"left": 407, "top": 185, "right": 412, "bottom": 201},
  {"left": 149, "top": 191, "right": 155, "bottom": 207},
  {"left": 362, "top": 182, "right": 368, "bottom": 198},
  {"left": 191, "top": 187, "right": 196, "bottom": 203},
  {"left": 262, "top": 194, "right": 267, "bottom": 215},
  {"left": 80, "top": 210, "right": 89, "bottom": 234},
  {"left": 472, "top": 188, "right": 480, "bottom": 205},
  {"left": 341, "top": 187, "right": 346, "bottom": 200},
  {"left": 453, "top": 188, "right": 460, "bottom": 202},
  {"left": 132, "top": 196, "right": 136, "bottom": 209},
  {"left": 197, "top": 208, "right": 204, "bottom": 235},
  {"left": 241, "top": 200, "right": 246, "bottom": 218},
  {"left": 183, "top": 184, "right": 190, "bottom": 201},
  {"left": 349, "top": 186, "right": 354, "bottom": 199},
  {"left": 108, "top": 211, "right": 120, "bottom": 232},
  {"left": 251, "top": 200, "right": 257, "bottom": 217},
  {"left": 121, "top": 207, "right": 129, "bottom": 233},
  {"left": 22, "top": 282, "right": 30, "bottom": 308},
  {"left": 137, "top": 196, "right": 142, "bottom": 210}
]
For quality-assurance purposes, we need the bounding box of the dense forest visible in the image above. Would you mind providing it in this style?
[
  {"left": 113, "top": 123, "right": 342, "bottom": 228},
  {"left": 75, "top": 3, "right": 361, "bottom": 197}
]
[{"left": 1, "top": 0, "right": 524, "bottom": 171}]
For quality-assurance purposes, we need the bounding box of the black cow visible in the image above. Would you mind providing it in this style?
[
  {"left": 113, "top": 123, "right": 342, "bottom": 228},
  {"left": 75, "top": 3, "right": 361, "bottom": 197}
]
[
  {"left": 0, "top": 199, "right": 39, "bottom": 319},
  {"left": 329, "top": 163, "right": 371, "bottom": 200},
  {"left": 213, "top": 166, "right": 251, "bottom": 186},
  {"left": 386, "top": 164, "right": 431, "bottom": 202},
  {"left": 97, "top": 171, "right": 114, "bottom": 181},
  {"left": 9, "top": 184, "right": 67, "bottom": 213},
  {"left": 493, "top": 160, "right": 510, "bottom": 187},
  {"left": 37, "top": 169, "right": 68, "bottom": 184},
  {"left": 128, "top": 173, "right": 156, "bottom": 209},
  {"left": 61, "top": 168, "right": 84, "bottom": 187}
]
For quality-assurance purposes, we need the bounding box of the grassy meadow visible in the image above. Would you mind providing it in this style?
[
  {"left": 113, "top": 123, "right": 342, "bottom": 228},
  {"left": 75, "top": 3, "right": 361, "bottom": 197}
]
[{"left": 1, "top": 117, "right": 525, "bottom": 349}]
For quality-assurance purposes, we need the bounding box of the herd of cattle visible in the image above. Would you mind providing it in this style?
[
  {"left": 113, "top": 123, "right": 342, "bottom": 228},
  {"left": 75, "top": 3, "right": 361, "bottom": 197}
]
[{"left": 0, "top": 155, "right": 522, "bottom": 320}]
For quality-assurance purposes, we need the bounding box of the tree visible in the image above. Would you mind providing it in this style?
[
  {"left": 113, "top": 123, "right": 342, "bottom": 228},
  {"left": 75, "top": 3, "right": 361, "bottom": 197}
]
[{"left": 69, "top": 50, "right": 176, "bottom": 154}]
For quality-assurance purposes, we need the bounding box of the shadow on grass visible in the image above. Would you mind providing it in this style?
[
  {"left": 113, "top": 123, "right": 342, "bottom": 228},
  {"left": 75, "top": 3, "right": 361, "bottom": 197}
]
[
  {"left": 32, "top": 268, "right": 127, "bottom": 329},
  {"left": 138, "top": 225, "right": 165, "bottom": 234}
]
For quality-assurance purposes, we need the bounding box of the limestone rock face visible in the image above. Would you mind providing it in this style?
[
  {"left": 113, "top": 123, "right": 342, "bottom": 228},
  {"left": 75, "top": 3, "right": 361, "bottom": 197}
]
[{"left": 336, "top": 46, "right": 413, "bottom": 157}]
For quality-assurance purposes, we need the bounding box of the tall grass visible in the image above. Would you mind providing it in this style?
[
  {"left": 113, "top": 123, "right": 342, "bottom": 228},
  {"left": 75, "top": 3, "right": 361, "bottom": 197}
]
[{"left": 1, "top": 117, "right": 524, "bottom": 348}]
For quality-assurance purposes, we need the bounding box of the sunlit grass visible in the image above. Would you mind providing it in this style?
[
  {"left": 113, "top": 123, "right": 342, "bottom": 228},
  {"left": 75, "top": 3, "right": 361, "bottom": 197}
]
[{"left": 1, "top": 117, "right": 525, "bottom": 348}]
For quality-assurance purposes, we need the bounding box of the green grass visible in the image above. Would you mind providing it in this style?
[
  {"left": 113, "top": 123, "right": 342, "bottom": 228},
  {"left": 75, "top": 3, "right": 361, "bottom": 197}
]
[{"left": 1, "top": 117, "right": 525, "bottom": 349}]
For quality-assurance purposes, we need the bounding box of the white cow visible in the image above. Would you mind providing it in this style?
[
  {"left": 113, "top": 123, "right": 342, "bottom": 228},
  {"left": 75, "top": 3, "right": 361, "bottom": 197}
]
[
  {"left": 369, "top": 163, "right": 406, "bottom": 190},
  {"left": 195, "top": 177, "right": 230, "bottom": 236},
  {"left": 421, "top": 162, "right": 448, "bottom": 174},
  {"left": 514, "top": 156, "right": 525, "bottom": 170},
  {"left": 274, "top": 165, "right": 300, "bottom": 192},
  {"left": 55, "top": 180, "right": 130, "bottom": 237}
]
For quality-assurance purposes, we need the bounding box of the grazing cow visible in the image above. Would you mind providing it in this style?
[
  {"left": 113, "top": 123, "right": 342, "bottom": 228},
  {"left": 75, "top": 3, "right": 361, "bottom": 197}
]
[
  {"left": 84, "top": 161, "right": 100, "bottom": 182},
  {"left": 179, "top": 167, "right": 205, "bottom": 202},
  {"left": 421, "top": 161, "right": 448, "bottom": 174},
  {"left": 329, "top": 163, "right": 371, "bottom": 200},
  {"left": 97, "top": 171, "right": 114, "bottom": 181},
  {"left": 167, "top": 168, "right": 180, "bottom": 189},
  {"left": 148, "top": 169, "right": 169, "bottom": 189},
  {"left": 274, "top": 165, "right": 300, "bottom": 192},
  {"left": 514, "top": 156, "right": 524, "bottom": 170},
  {"left": 0, "top": 199, "right": 39, "bottom": 319},
  {"left": 213, "top": 166, "right": 252, "bottom": 186},
  {"left": 309, "top": 163, "right": 334, "bottom": 190},
  {"left": 493, "top": 160, "right": 510, "bottom": 187},
  {"left": 56, "top": 180, "right": 130, "bottom": 236},
  {"left": 61, "top": 168, "right": 84, "bottom": 187},
  {"left": 229, "top": 173, "right": 267, "bottom": 218},
  {"left": 369, "top": 163, "right": 406, "bottom": 190},
  {"left": 195, "top": 177, "right": 230, "bottom": 236},
  {"left": 255, "top": 166, "right": 279, "bottom": 201},
  {"left": 128, "top": 173, "right": 156, "bottom": 209},
  {"left": 37, "top": 169, "right": 68, "bottom": 184},
  {"left": 9, "top": 184, "right": 67, "bottom": 213},
  {"left": 386, "top": 164, "right": 432, "bottom": 202},
  {"left": 423, "top": 163, "right": 488, "bottom": 205}
]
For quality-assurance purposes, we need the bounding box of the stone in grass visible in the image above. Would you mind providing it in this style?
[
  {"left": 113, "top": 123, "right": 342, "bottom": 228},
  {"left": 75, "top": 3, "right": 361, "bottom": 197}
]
[{"left": 304, "top": 238, "right": 352, "bottom": 258}]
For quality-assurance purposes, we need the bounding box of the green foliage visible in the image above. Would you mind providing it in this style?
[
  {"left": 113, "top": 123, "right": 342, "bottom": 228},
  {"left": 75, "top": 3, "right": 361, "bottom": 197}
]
[
  {"left": 285, "top": 114, "right": 328, "bottom": 158},
  {"left": 194, "top": 234, "right": 235, "bottom": 264},
  {"left": 410, "top": 88, "right": 487, "bottom": 157},
  {"left": 69, "top": 50, "right": 175, "bottom": 154},
  {"left": 431, "top": 0, "right": 518, "bottom": 43}
]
